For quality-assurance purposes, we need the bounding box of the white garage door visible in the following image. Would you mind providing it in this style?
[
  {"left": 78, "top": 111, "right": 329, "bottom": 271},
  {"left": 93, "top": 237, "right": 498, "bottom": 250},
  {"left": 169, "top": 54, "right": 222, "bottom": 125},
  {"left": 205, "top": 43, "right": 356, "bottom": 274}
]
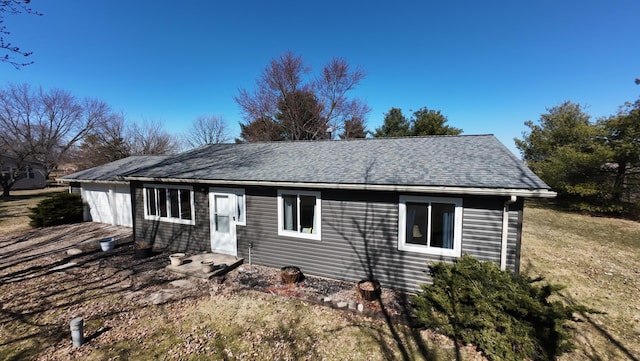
[
  {"left": 82, "top": 183, "right": 132, "bottom": 227},
  {"left": 114, "top": 184, "right": 133, "bottom": 227}
]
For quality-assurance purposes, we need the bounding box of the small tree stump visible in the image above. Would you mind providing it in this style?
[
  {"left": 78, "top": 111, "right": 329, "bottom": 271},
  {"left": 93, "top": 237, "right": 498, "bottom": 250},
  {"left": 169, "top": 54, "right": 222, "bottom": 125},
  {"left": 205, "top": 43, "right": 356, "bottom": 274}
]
[
  {"left": 280, "top": 266, "right": 302, "bottom": 284},
  {"left": 357, "top": 280, "right": 381, "bottom": 301}
]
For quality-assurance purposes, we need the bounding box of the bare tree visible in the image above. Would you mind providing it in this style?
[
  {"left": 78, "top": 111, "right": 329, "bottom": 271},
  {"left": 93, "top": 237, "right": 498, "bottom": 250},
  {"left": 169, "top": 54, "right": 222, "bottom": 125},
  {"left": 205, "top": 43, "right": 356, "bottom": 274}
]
[
  {"left": 127, "top": 119, "right": 180, "bottom": 155},
  {"left": 0, "top": 83, "right": 108, "bottom": 195},
  {"left": 275, "top": 90, "right": 325, "bottom": 140},
  {"left": 76, "top": 112, "right": 130, "bottom": 169},
  {"left": 1, "top": 0, "right": 41, "bottom": 68},
  {"left": 183, "top": 115, "right": 230, "bottom": 149},
  {"left": 315, "top": 58, "right": 369, "bottom": 132},
  {"left": 235, "top": 52, "right": 370, "bottom": 142}
]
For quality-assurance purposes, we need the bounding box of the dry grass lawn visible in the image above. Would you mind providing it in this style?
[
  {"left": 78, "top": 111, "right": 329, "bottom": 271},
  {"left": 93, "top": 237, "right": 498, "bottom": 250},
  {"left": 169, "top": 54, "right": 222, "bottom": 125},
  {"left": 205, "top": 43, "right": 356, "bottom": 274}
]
[
  {"left": 521, "top": 201, "right": 640, "bottom": 360},
  {"left": 0, "top": 187, "right": 67, "bottom": 233}
]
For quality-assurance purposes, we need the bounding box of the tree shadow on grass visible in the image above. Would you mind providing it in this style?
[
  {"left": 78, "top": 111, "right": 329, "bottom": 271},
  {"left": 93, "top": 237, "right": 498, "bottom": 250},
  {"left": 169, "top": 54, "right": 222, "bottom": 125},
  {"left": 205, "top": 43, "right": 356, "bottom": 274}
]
[
  {"left": 558, "top": 291, "right": 639, "bottom": 361},
  {"left": 522, "top": 259, "right": 638, "bottom": 361}
]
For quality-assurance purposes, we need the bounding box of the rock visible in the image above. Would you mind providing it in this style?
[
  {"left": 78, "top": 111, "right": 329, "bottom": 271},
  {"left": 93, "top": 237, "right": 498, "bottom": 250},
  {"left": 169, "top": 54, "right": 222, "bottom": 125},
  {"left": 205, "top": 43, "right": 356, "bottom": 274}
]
[
  {"left": 102, "top": 267, "right": 118, "bottom": 276},
  {"left": 323, "top": 297, "right": 332, "bottom": 303},
  {"left": 211, "top": 275, "right": 226, "bottom": 284},
  {"left": 139, "top": 290, "right": 174, "bottom": 305},
  {"left": 118, "top": 269, "right": 135, "bottom": 277},
  {"left": 66, "top": 248, "right": 83, "bottom": 256},
  {"left": 348, "top": 300, "right": 357, "bottom": 310},
  {"left": 170, "top": 279, "right": 194, "bottom": 288},
  {"left": 336, "top": 301, "right": 348, "bottom": 309},
  {"left": 123, "top": 290, "right": 145, "bottom": 300},
  {"left": 357, "top": 303, "right": 364, "bottom": 312}
]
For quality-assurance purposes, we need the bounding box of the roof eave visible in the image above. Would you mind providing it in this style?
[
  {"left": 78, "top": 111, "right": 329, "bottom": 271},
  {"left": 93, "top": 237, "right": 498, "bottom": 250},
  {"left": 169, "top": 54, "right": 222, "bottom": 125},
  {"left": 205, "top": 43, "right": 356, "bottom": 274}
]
[
  {"left": 123, "top": 176, "right": 557, "bottom": 198},
  {"left": 58, "top": 178, "right": 128, "bottom": 185}
]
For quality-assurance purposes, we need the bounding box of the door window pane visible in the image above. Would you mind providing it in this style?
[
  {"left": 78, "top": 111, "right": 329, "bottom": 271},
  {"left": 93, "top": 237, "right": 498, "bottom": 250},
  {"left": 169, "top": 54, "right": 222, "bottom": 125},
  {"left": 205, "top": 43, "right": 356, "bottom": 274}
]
[
  {"left": 215, "top": 195, "right": 229, "bottom": 232},
  {"left": 216, "top": 214, "right": 229, "bottom": 233}
]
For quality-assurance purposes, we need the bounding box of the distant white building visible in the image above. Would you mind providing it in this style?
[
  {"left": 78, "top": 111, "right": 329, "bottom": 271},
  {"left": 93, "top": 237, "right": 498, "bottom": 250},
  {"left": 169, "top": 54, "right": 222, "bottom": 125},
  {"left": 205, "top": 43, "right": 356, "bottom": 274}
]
[{"left": 1, "top": 156, "right": 47, "bottom": 190}]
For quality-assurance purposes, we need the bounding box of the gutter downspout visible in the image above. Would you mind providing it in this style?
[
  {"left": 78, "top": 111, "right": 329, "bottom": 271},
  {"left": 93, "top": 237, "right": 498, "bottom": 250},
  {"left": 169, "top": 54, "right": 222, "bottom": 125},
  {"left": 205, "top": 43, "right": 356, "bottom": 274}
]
[{"left": 500, "top": 195, "right": 517, "bottom": 271}]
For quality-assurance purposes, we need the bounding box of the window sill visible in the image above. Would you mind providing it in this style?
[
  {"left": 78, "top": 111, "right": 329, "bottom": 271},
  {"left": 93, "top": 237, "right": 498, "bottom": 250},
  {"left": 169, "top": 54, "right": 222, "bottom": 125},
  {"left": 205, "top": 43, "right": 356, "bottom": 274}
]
[
  {"left": 278, "top": 230, "right": 321, "bottom": 241},
  {"left": 398, "top": 243, "right": 460, "bottom": 257},
  {"left": 144, "top": 215, "right": 195, "bottom": 226}
]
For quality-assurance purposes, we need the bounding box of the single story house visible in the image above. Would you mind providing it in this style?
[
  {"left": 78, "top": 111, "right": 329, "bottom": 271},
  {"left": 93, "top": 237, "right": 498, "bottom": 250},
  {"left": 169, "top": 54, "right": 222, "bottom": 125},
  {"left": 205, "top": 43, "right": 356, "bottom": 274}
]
[
  {"left": 60, "top": 156, "right": 167, "bottom": 227},
  {"left": 1, "top": 155, "right": 47, "bottom": 190},
  {"left": 117, "top": 135, "right": 554, "bottom": 291}
]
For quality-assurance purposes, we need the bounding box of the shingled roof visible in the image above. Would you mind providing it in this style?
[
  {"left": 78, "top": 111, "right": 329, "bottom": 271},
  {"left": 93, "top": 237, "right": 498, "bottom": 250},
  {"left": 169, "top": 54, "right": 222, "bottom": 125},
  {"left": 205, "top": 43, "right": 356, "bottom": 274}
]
[
  {"left": 124, "top": 135, "right": 555, "bottom": 198},
  {"left": 60, "top": 156, "right": 168, "bottom": 183}
]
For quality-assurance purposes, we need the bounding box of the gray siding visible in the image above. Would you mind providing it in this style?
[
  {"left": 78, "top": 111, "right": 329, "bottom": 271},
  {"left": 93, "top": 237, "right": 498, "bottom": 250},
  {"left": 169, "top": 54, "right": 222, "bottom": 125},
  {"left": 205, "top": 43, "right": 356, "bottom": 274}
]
[
  {"left": 461, "top": 197, "right": 524, "bottom": 273},
  {"left": 132, "top": 182, "right": 525, "bottom": 291},
  {"left": 132, "top": 182, "right": 211, "bottom": 251},
  {"left": 238, "top": 188, "right": 523, "bottom": 291}
]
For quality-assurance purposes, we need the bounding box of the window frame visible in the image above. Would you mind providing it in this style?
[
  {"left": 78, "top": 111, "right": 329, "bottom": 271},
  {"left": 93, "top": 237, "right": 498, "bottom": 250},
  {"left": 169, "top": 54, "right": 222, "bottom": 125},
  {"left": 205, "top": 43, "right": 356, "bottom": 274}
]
[
  {"left": 277, "top": 189, "right": 321, "bottom": 241},
  {"left": 143, "top": 184, "right": 195, "bottom": 225},
  {"left": 398, "top": 195, "right": 463, "bottom": 257}
]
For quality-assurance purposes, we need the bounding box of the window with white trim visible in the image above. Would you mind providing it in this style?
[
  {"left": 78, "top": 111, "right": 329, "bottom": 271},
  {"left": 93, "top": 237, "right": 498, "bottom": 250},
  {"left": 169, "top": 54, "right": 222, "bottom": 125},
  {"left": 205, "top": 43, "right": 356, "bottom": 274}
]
[
  {"left": 144, "top": 184, "right": 195, "bottom": 225},
  {"left": 398, "top": 195, "right": 462, "bottom": 257},
  {"left": 277, "top": 190, "right": 321, "bottom": 240}
]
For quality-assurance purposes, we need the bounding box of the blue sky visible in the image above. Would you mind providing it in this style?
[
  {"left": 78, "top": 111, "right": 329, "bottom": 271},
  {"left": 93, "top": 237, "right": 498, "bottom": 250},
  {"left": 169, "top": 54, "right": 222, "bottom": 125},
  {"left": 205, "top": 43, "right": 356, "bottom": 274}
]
[{"left": 2, "top": 0, "right": 639, "bottom": 156}]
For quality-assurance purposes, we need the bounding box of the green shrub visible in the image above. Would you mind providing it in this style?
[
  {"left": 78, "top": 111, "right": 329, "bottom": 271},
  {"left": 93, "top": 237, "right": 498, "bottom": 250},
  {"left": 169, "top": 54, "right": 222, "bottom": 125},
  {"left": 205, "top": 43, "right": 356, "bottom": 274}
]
[
  {"left": 29, "top": 192, "right": 84, "bottom": 227},
  {"left": 413, "top": 255, "right": 590, "bottom": 361}
]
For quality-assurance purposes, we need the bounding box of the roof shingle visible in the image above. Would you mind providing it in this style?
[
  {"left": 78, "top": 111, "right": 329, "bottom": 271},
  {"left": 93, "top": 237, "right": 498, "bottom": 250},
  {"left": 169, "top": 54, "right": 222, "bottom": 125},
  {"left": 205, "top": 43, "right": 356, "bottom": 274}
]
[{"left": 125, "top": 135, "right": 550, "bottom": 191}]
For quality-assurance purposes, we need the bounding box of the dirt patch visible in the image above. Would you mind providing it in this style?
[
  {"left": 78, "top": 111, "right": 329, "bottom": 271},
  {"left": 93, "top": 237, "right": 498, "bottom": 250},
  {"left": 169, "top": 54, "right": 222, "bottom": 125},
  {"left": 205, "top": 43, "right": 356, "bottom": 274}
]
[{"left": 227, "top": 264, "right": 410, "bottom": 319}]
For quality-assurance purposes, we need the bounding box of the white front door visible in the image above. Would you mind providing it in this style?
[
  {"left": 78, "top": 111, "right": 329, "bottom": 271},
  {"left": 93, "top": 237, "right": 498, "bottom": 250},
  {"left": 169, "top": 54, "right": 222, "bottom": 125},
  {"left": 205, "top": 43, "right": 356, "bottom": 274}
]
[{"left": 209, "top": 191, "right": 237, "bottom": 256}]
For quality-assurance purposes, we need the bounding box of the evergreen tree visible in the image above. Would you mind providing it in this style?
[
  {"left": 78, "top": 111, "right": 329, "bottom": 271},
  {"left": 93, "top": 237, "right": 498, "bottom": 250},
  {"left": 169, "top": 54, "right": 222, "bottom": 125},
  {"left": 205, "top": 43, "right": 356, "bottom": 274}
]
[
  {"left": 515, "top": 101, "right": 613, "bottom": 212},
  {"left": 374, "top": 106, "right": 462, "bottom": 137},
  {"left": 410, "top": 107, "right": 462, "bottom": 136},
  {"left": 373, "top": 108, "right": 410, "bottom": 137}
]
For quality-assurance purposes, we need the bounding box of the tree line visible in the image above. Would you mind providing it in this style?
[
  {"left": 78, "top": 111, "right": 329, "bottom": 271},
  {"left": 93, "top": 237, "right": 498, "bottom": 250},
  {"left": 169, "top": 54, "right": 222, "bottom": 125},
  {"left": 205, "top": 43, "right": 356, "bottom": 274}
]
[
  {"left": 0, "top": 83, "right": 229, "bottom": 196},
  {"left": 515, "top": 87, "right": 640, "bottom": 218},
  {"left": 6, "top": 49, "right": 638, "bottom": 221},
  {"left": 0, "top": 52, "right": 463, "bottom": 197},
  {"left": 234, "top": 52, "right": 462, "bottom": 141}
]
